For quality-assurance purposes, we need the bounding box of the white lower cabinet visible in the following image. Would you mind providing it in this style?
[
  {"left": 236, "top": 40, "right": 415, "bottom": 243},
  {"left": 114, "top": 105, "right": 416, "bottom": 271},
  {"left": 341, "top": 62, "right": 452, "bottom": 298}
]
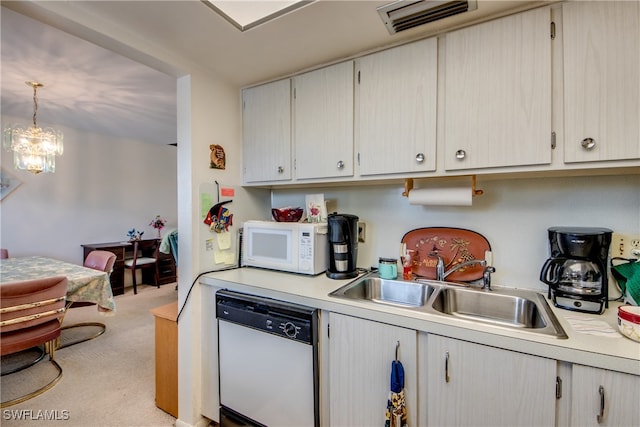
[
  {"left": 421, "top": 333, "right": 557, "bottom": 427},
  {"left": 570, "top": 364, "right": 640, "bottom": 427},
  {"left": 327, "top": 312, "right": 417, "bottom": 427}
]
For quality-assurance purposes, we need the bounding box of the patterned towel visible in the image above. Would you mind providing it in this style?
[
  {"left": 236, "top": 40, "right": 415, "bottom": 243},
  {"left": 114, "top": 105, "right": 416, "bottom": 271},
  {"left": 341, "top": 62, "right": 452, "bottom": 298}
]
[
  {"left": 385, "top": 390, "right": 407, "bottom": 427},
  {"left": 385, "top": 358, "right": 407, "bottom": 427},
  {"left": 612, "top": 261, "right": 640, "bottom": 305}
]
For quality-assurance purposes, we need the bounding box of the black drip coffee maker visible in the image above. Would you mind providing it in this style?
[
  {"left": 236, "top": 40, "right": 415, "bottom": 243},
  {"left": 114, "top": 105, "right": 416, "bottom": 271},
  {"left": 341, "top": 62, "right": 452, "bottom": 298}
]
[
  {"left": 326, "top": 213, "right": 359, "bottom": 280},
  {"left": 540, "top": 226, "right": 612, "bottom": 314}
]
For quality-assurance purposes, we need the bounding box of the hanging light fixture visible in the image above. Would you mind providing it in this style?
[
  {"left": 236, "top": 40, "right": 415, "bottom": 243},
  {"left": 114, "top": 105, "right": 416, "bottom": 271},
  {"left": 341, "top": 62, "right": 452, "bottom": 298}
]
[{"left": 3, "top": 81, "right": 64, "bottom": 174}]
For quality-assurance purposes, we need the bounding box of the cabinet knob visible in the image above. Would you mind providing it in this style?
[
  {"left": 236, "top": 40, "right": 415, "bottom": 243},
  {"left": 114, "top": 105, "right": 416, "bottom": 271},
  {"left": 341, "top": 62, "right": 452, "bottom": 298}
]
[
  {"left": 581, "top": 138, "right": 596, "bottom": 150},
  {"left": 277, "top": 166, "right": 284, "bottom": 174},
  {"left": 455, "top": 149, "right": 466, "bottom": 160},
  {"left": 415, "top": 153, "right": 425, "bottom": 163},
  {"left": 337, "top": 160, "right": 344, "bottom": 169}
]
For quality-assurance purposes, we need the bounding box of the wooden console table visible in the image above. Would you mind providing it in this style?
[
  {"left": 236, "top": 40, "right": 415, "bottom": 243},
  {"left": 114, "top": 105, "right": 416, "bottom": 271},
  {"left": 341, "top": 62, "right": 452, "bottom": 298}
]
[{"left": 81, "top": 240, "right": 176, "bottom": 296}]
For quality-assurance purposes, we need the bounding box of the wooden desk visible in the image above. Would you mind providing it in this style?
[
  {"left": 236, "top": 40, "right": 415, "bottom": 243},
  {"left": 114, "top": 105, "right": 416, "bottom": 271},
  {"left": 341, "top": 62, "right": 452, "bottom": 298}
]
[
  {"left": 150, "top": 301, "right": 178, "bottom": 417},
  {"left": 81, "top": 240, "right": 177, "bottom": 296}
]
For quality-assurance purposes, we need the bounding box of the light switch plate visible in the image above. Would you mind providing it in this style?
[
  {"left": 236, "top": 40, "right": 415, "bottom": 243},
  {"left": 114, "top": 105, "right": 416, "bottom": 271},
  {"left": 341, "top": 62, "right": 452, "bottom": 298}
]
[{"left": 358, "top": 222, "right": 366, "bottom": 243}]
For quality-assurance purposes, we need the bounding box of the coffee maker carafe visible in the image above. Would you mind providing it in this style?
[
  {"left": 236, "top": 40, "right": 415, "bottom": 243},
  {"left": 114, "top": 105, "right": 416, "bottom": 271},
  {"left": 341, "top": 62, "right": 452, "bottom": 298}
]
[
  {"left": 540, "top": 226, "right": 612, "bottom": 314},
  {"left": 327, "top": 213, "right": 359, "bottom": 279}
]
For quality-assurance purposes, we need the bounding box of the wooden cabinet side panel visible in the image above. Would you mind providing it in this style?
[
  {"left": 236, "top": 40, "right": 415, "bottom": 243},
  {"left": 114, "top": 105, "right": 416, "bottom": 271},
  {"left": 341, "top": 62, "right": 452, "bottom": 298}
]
[
  {"left": 444, "top": 7, "right": 552, "bottom": 170},
  {"left": 242, "top": 79, "right": 292, "bottom": 182},
  {"left": 328, "top": 313, "right": 417, "bottom": 427},
  {"left": 357, "top": 38, "right": 438, "bottom": 176},
  {"left": 154, "top": 314, "right": 178, "bottom": 417},
  {"left": 562, "top": 1, "right": 640, "bottom": 162}
]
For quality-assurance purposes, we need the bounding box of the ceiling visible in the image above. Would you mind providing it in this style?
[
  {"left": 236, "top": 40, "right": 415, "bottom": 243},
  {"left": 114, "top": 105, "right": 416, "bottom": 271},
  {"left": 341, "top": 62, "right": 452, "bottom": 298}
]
[{"left": 1, "top": 0, "right": 546, "bottom": 146}]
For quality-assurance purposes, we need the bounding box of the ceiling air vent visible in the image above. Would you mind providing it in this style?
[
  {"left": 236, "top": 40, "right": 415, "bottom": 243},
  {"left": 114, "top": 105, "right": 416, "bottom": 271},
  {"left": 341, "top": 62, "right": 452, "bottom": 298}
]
[{"left": 378, "top": 0, "right": 477, "bottom": 34}]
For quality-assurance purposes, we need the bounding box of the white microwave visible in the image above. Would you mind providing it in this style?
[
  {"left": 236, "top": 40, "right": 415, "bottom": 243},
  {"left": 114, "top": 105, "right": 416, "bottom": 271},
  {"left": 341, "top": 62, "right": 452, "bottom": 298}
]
[{"left": 242, "top": 220, "right": 328, "bottom": 275}]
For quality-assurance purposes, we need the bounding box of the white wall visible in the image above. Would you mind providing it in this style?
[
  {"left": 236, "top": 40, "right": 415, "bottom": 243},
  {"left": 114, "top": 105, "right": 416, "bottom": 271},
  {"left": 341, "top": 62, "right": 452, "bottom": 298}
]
[
  {"left": 272, "top": 173, "right": 640, "bottom": 294},
  {"left": 0, "top": 117, "right": 177, "bottom": 263},
  {"left": 176, "top": 69, "right": 270, "bottom": 427}
]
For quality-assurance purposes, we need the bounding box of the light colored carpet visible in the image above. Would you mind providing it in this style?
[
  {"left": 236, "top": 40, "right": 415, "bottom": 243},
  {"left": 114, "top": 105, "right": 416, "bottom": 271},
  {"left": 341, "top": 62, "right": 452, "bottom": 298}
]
[{"left": 1, "top": 284, "right": 178, "bottom": 427}]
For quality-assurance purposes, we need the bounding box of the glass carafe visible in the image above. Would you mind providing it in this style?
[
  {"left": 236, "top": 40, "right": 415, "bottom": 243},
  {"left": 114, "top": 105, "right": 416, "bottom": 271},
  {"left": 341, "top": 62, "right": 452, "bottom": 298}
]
[{"left": 557, "top": 259, "right": 602, "bottom": 295}]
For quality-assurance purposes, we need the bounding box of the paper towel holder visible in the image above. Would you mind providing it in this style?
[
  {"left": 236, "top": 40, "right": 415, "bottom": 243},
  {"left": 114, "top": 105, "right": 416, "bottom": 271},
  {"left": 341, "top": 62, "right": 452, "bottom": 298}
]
[{"left": 402, "top": 176, "right": 484, "bottom": 198}]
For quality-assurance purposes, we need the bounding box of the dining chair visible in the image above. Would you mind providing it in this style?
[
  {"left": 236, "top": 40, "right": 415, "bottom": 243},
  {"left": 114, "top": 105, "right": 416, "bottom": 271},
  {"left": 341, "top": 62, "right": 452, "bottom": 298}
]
[
  {"left": 124, "top": 239, "right": 160, "bottom": 295},
  {"left": 0, "top": 276, "right": 67, "bottom": 408},
  {"left": 84, "top": 250, "right": 117, "bottom": 274},
  {"left": 59, "top": 250, "right": 118, "bottom": 348},
  {"left": 0, "top": 248, "right": 8, "bottom": 259}
]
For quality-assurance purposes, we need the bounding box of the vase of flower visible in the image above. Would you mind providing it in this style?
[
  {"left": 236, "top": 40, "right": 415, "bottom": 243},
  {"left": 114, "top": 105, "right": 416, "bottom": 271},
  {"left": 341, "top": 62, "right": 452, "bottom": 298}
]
[
  {"left": 150, "top": 215, "right": 167, "bottom": 239},
  {"left": 127, "top": 229, "right": 143, "bottom": 242}
]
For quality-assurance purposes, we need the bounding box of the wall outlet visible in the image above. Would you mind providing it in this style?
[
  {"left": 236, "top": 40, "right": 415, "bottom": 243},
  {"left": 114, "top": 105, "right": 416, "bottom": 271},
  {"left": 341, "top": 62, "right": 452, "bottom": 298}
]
[
  {"left": 358, "top": 222, "right": 366, "bottom": 243},
  {"left": 611, "top": 233, "right": 640, "bottom": 259}
]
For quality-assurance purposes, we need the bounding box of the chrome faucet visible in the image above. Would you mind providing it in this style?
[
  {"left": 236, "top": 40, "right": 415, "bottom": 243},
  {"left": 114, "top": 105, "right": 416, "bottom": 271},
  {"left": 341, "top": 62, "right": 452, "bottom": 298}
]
[
  {"left": 482, "top": 266, "right": 496, "bottom": 291},
  {"left": 429, "top": 252, "right": 447, "bottom": 281},
  {"left": 428, "top": 252, "right": 495, "bottom": 290}
]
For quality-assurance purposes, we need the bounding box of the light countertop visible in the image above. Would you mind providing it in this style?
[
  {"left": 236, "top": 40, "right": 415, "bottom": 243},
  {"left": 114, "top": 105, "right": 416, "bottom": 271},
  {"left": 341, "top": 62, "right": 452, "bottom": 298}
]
[{"left": 201, "top": 267, "right": 640, "bottom": 375}]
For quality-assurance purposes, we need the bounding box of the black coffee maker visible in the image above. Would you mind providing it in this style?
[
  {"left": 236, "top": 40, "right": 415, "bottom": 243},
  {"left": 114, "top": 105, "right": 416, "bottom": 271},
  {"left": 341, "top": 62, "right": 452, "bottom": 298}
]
[
  {"left": 540, "top": 226, "right": 613, "bottom": 314},
  {"left": 326, "top": 213, "right": 359, "bottom": 279}
]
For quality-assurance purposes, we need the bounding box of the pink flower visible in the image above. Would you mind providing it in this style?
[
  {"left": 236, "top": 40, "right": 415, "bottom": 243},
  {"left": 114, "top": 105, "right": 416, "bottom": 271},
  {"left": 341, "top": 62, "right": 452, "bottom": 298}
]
[{"left": 150, "top": 215, "right": 167, "bottom": 230}]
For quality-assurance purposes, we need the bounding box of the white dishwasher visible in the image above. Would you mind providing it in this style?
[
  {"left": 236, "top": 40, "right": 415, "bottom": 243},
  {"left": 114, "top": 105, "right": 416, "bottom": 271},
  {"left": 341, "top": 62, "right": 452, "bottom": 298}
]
[{"left": 216, "top": 290, "right": 319, "bottom": 427}]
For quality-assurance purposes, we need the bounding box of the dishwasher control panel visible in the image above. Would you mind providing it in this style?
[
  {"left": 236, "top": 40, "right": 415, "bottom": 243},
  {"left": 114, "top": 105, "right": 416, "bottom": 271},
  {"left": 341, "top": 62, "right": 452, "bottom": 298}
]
[{"left": 216, "top": 290, "right": 317, "bottom": 344}]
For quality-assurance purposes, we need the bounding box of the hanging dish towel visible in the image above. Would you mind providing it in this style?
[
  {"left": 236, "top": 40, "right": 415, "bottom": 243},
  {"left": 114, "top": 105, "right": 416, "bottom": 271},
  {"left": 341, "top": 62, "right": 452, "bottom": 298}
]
[
  {"left": 612, "top": 260, "right": 640, "bottom": 305},
  {"left": 385, "top": 350, "right": 408, "bottom": 427}
]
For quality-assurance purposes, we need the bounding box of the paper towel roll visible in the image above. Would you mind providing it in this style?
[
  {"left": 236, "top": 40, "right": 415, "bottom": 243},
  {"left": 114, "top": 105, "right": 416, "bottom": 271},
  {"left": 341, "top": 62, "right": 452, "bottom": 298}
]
[{"left": 408, "top": 187, "right": 472, "bottom": 206}]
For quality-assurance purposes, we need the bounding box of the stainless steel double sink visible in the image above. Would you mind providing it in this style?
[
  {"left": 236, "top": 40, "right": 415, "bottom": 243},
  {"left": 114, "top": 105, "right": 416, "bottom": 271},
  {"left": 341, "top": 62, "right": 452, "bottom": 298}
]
[{"left": 329, "top": 273, "right": 567, "bottom": 338}]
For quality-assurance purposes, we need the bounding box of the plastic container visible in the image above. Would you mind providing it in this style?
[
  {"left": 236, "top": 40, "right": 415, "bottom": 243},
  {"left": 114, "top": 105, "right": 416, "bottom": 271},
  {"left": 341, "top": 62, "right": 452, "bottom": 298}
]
[
  {"left": 379, "top": 258, "right": 398, "bottom": 280},
  {"left": 402, "top": 256, "right": 413, "bottom": 280},
  {"left": 618, "top": 305, "right": 640, "bottom": 342}
]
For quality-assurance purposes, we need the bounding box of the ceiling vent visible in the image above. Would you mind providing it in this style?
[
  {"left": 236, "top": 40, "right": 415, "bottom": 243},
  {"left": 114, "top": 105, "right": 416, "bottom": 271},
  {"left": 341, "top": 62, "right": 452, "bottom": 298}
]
[{"left": 378, "top": 0, "right": 477, "bottom": 34}]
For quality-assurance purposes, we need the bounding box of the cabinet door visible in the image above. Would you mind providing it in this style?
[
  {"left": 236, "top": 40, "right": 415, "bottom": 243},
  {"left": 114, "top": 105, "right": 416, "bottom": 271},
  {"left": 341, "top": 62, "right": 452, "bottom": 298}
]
[
  {"left": 294, "top": 61, "right": 354, "bottom": 180},
  {"left": 563, "top": 1, "right": 640, "bottom": 162},
  {"left": 425, "top": 334, "right": 557, "bottom": 427},
  {"left": 357, "top": 38, "right": 437, "bottom": 176},
  {"left": 328, "top": 312, "right": 417, "bottom": 427},
  {"left": 570, "top": 364, "right": 640, "bottom": 427},
  {"left": 242, "top": 79, "right": 292, "bottom": 183},
  {"left": 444, "top": 7, "right": 552, "bottom": 170}
]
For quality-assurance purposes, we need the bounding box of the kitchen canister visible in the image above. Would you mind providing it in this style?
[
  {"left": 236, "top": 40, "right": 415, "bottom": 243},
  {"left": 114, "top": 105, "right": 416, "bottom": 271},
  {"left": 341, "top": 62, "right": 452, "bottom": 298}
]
[{"left": 379, "top": 258, "right": 398, "bottom": 280}]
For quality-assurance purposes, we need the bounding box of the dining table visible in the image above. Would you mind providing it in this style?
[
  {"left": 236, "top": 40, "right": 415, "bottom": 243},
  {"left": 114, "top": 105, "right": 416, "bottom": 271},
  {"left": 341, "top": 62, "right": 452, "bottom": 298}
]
[{"left": 0, "top": 256, "right": 116, "bottom": 312}]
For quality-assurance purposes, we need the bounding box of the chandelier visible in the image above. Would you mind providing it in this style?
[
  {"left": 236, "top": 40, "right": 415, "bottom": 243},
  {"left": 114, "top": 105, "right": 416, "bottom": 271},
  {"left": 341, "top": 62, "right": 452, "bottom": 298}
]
[{"left": 3, "top": 81, "right": 64, "bottom": 174}]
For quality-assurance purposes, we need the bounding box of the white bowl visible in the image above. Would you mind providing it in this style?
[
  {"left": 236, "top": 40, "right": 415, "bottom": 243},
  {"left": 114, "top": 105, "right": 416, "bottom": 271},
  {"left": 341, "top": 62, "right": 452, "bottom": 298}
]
[{"left": 617, "top": 305, "right": 640, "bottom": 342}]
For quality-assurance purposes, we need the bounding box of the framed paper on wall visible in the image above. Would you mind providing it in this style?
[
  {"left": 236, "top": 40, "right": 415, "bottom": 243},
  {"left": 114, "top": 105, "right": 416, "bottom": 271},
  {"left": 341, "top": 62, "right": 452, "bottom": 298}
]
[{"left": 0, "top": 167, "right": 22, "bottom": 201}]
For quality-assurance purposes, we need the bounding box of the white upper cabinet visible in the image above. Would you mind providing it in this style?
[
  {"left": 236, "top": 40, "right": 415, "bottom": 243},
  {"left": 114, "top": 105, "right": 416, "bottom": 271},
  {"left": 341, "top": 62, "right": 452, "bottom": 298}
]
[
  {"left": 356, "top": 37, "right": 438, "bottom": 176},
  {"left": 444, "top": 7, "right": 552, "bottom": 171},
  {"left": 293, "top": 61, "right": 354, "bottom": 180},
  {"left": 242, "top": 79, "right": 292, "bottom": 183},
  {"left": 562, "top": 1, "right": 640, "bottom": 162}
]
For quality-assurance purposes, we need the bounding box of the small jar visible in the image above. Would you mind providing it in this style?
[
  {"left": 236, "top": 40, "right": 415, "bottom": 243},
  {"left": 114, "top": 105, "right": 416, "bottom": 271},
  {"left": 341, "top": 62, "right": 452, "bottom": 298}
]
[{"left": 378, "top": 257, "right": 398, "bottom": 280}]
